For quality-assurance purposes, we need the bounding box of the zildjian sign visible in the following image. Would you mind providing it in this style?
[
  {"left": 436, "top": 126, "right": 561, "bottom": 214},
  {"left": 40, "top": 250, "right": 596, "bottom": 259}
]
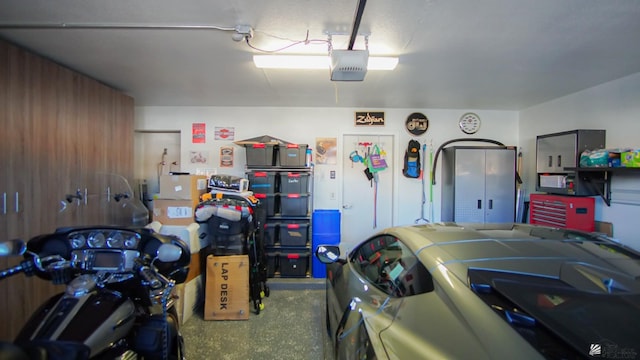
[{"left": 355, "top": 112, "right": 385, "bottom": 126}]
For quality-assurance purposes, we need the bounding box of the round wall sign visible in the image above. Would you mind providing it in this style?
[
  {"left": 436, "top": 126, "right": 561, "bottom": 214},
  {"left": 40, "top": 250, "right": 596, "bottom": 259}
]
[
  {"left": 405, "top": 112, "right": 429, "bottom": 136},
  {"left": 458, "top": 112, "right": 481, "bottom": 134}
]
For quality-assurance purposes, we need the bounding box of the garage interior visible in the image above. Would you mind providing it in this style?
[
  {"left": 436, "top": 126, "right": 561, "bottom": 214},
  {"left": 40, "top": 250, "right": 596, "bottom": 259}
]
[{"left": 1, "top": 1, "right": 640, "bottom": 359}]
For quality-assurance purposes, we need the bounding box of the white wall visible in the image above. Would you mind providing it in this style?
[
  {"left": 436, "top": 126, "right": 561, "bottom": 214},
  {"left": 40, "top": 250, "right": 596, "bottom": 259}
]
[
  {"left": 135, "top": 107, "right": 519, "bottom": 226},
  {"left": 520, "top": 72, "right": 640, "bottom": 249}
]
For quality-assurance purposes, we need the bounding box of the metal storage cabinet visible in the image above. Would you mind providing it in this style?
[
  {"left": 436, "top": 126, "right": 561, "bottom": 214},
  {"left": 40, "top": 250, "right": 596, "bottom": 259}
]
[
  {"left": 535, "top": 129, "right": 605, "bottom": 196},
  {"left": 441, "top": 146, "right": 516, "bottom": 223}
]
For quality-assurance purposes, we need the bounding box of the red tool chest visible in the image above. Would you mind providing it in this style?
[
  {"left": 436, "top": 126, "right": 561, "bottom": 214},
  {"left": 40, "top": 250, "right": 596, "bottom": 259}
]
[{"left": 529, "top": 194, "right": 595, "bottom": 232}]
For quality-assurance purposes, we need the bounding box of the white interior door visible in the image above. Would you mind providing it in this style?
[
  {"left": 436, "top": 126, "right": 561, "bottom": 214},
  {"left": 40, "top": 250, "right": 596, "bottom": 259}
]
[{"left": 341, "top": 134, "right": 394, "bottom": 253}]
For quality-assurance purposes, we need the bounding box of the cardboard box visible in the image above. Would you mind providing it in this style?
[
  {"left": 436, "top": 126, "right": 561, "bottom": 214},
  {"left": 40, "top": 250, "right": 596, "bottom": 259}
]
[
  {"left": 160, "top": 175, "right": 208, "bottom": 200},
  {"left": 174, "top": 274, "right": 204, "bottom": 325},
  {"left": 204, "top": 255, "right": 249, "bottom": 320},
  {"left": 152, "top": 199, "right": 199, "bottom": 226}
]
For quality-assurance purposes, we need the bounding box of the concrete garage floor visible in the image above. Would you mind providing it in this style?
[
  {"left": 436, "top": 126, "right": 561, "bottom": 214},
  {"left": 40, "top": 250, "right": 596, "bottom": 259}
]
[{"left": 181, "top": 279, "right": 331, "bottom": 360}]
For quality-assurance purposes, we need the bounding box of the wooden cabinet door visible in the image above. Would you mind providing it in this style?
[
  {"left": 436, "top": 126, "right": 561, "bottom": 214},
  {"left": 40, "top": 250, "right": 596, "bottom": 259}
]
[{"left": 0, "top": 40, "right": 134, "bottom": 340}]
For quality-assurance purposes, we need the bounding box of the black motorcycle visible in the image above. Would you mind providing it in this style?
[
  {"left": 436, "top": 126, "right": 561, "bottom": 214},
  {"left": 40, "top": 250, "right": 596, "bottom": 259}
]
[
  {"left": 0, "top": 174, "right": 191, "bottom": 360},
  {"left": 1, "top": 227, "right": 191, "bottom": 360}
]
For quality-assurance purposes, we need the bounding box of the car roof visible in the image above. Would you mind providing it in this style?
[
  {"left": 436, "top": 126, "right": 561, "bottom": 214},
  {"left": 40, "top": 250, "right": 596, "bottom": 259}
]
[{"left": 385, "top": 223, "right": 640, "bottom": 293}]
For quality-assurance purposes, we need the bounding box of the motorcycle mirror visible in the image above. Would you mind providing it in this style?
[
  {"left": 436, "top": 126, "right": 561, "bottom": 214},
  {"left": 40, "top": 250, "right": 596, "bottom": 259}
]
[
  {"left": 0, "top": 239, "right": 27, "bottom": 257},
  {"left": 315, "top": 245, "right": 341, "bottom": 264},
  {"left": 157, "top": 244, "right": 183, "bottom": 262}
]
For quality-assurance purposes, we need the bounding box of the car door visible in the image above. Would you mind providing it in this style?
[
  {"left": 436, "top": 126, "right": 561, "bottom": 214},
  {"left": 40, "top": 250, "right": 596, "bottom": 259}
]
[{"left": 331, "top": 235, "right": 434, "bottom": 358}]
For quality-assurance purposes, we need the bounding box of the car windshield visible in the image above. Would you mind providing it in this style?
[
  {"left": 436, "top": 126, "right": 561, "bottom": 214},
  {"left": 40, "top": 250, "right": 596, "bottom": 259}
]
[{"left": 471, "top": 270, "right": 640, "bottom": 358}]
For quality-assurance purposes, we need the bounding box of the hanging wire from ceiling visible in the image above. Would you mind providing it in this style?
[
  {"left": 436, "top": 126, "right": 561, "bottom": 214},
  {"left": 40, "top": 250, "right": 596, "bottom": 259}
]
[{"left": 244, "top": 29, "right": 330, "bottom": 53}]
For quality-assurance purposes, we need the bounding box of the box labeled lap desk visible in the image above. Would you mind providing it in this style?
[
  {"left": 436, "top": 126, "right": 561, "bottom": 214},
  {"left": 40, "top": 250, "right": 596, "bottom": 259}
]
[{"left": 204, "top": 255, "right": 249, "bottom": 320}]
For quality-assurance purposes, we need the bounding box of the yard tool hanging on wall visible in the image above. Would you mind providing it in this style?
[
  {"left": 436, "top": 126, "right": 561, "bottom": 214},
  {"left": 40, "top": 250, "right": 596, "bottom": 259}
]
[{"left": 415, "top": 142, "right": 430, "bottom": 224}]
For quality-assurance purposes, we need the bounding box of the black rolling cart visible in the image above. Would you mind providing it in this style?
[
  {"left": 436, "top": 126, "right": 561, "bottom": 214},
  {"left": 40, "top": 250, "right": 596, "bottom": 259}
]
[{"left": 195, "top": 189, "right": 270, "bottom": 314}]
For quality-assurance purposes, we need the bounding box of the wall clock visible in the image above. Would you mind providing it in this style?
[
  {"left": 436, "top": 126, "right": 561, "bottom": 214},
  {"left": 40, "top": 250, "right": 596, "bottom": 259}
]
[{"left": 458, "top": 112, "right": 481, "bottom": 134}]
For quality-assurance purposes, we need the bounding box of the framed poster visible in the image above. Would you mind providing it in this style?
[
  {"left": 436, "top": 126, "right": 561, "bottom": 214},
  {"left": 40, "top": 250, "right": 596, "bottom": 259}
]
[
  {"left": 315, "top": 137, "right": 337, "bottom": 165},
  {"left": 220, "top": 146, "right": 234, "bottom": 167},
  {"left": 192, "top": 123, "right": 206, "bottom": 143}
]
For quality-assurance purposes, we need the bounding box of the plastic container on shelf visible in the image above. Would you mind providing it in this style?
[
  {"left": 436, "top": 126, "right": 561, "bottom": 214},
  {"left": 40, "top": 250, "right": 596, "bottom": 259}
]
[
  {"left": 263, "top": 221, "right": 278, "bottom": 246},
  {"left": 245, "top": 143, "right": 278, "bottom": 167},
  {"left": 279, "top": 249, "right": 310, "bottom": 277},
  {"left": 280, "top": 193, "right": 310, "bottom": 216},
  {"left": 254, "top": 193, "right": 277, "bottom": 217},
  {"left": 278, "top": 144, "right": 308, "bottom": 167},
  {"left": 279, "top": 172, "right": 310, "bottom": 193},
  {"left": 279, "top": 220, "right": 310, "bottom": 247},
  {"left": 248, "top": 171, "right": 278, "bottom": 193}
]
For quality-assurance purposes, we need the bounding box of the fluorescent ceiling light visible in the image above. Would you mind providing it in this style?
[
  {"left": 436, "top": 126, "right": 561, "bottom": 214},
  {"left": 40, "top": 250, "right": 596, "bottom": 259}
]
[{"left": 253, "top": 55, "right": 398, "bottom": 71}]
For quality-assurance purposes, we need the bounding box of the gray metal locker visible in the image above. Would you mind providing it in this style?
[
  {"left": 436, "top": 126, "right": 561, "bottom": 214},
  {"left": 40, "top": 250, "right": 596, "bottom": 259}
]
[{"left": 441, "top": 146, "right": 516, "bottom": 223}]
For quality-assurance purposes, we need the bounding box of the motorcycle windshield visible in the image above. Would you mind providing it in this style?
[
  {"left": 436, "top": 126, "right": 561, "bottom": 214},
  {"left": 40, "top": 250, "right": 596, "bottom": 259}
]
[{"left": 58, "top": 172, "right": 149, "bottom": 228}]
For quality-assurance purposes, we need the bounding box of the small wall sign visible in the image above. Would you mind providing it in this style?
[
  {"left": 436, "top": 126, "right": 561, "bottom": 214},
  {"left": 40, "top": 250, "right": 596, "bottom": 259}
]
[
  {"left": 355, "top": 112, "right": 385, "bottom": 126},
  {"left": 405, "top": 112, "right": 429, "bottom": 136}
]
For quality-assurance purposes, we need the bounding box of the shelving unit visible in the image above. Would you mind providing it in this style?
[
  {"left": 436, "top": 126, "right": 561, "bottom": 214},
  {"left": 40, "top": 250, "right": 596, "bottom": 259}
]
[
  {"left": 564, "top": 167, "right": 640, "bottom": 206},
  {"left": 247, "top": 166, "right": 313, "bottom": 278}
]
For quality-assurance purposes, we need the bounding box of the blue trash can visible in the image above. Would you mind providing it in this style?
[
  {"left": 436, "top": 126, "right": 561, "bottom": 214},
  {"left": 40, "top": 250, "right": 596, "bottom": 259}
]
[{"left": 312, "top": 210, "right": 341, "bottom": 278}]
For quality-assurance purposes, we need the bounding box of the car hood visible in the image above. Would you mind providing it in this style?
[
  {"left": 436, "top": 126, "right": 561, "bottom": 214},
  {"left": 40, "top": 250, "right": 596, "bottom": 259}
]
[{"left": 394, "top": 223, "right": 640, "bottom": 294}]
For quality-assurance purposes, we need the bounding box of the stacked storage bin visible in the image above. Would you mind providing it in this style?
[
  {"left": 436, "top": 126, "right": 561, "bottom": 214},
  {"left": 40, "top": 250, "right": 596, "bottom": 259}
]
[
  {"left": 277, "top": 171, "right": 311, "bottom": 277},
  {"left": 312, "top": 210, "right": 341, "bottom": 278},
  {"left": 244, "top": 140, "right": 312, "bottom": 278}
]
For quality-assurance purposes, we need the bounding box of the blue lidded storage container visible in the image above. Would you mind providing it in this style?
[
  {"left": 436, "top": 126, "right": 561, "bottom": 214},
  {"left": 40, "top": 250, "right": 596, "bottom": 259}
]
[{"left": 312, "top": 209, "right": 341, "bottom": 278}]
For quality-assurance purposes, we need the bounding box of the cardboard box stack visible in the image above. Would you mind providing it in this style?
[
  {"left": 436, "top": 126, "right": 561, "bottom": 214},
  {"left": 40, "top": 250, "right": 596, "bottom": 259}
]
[{"left": 153, "top": 175, "right": 208, "bottom": 225}]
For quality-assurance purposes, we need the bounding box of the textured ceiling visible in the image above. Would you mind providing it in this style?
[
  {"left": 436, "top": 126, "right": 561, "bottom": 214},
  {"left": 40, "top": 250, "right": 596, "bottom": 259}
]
[{"left": 1, "top": 0, "right": 639, "bottom": 110}]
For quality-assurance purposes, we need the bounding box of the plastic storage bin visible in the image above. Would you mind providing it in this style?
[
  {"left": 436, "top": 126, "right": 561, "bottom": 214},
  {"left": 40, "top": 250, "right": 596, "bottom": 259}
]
[
  {"left": 266, "top": 251, "right": 278, "bottom": 277},
  {"left": 254, "top": 193, "right": 277, "bottom": 217},
  {"left": 279, "top": 172, "right": 309, "bottom": 193},
  {"left": 280, "top": 193, "right": 310, "bottom": 216},
  {"left": 248, "top": 171, "right": 277, "bottom": 194},
  {"left": 278, "top": 144, "right": 308, "bottom": 167},
  {"left": 263, "top": 221, "right": 278, "bottom": 246},
  {"left": 279, "top": 250, "right": 310, "bottom": 277},
  {"left": 279, "top": 221, "right": 309, "bottom": 247},
  {"left": 245, "top": 143, "right": 277, "bottom": 167}
]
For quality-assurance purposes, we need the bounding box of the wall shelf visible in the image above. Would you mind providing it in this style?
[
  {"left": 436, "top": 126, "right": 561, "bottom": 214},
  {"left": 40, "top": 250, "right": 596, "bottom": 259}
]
[{"left": 564, "top": 167, "right": 640, "bottom": 206}]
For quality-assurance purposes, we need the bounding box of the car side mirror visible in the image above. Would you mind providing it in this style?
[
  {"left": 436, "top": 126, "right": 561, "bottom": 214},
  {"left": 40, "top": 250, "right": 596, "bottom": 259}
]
[{"left": 315, "top": 245, "right": 341, "bottom": 264}]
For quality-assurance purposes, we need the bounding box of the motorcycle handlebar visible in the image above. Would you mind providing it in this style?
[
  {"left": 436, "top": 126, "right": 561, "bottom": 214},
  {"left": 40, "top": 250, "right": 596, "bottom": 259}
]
[
  {"left": 0, "top": 262, "right": 26, "bottom": 280},
  {"left": 139, "top": 265, "right": 163, "bottom": 289}
]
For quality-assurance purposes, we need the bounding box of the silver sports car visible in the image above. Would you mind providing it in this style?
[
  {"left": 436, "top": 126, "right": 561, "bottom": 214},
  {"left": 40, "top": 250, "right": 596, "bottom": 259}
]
[{"left": 315, "top": 223, "right": 640, "bottom": 359}]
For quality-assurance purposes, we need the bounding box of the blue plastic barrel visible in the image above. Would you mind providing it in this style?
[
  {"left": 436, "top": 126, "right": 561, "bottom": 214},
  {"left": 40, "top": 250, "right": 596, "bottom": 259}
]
[{"left": 312, "top": 210, "right": 341, "bottom": 278}]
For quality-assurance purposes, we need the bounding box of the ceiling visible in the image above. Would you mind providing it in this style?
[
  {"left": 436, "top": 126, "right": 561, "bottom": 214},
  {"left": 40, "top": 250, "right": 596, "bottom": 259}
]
[{"left": 1, "top": 0, "right": 639, "bottom": 110}]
